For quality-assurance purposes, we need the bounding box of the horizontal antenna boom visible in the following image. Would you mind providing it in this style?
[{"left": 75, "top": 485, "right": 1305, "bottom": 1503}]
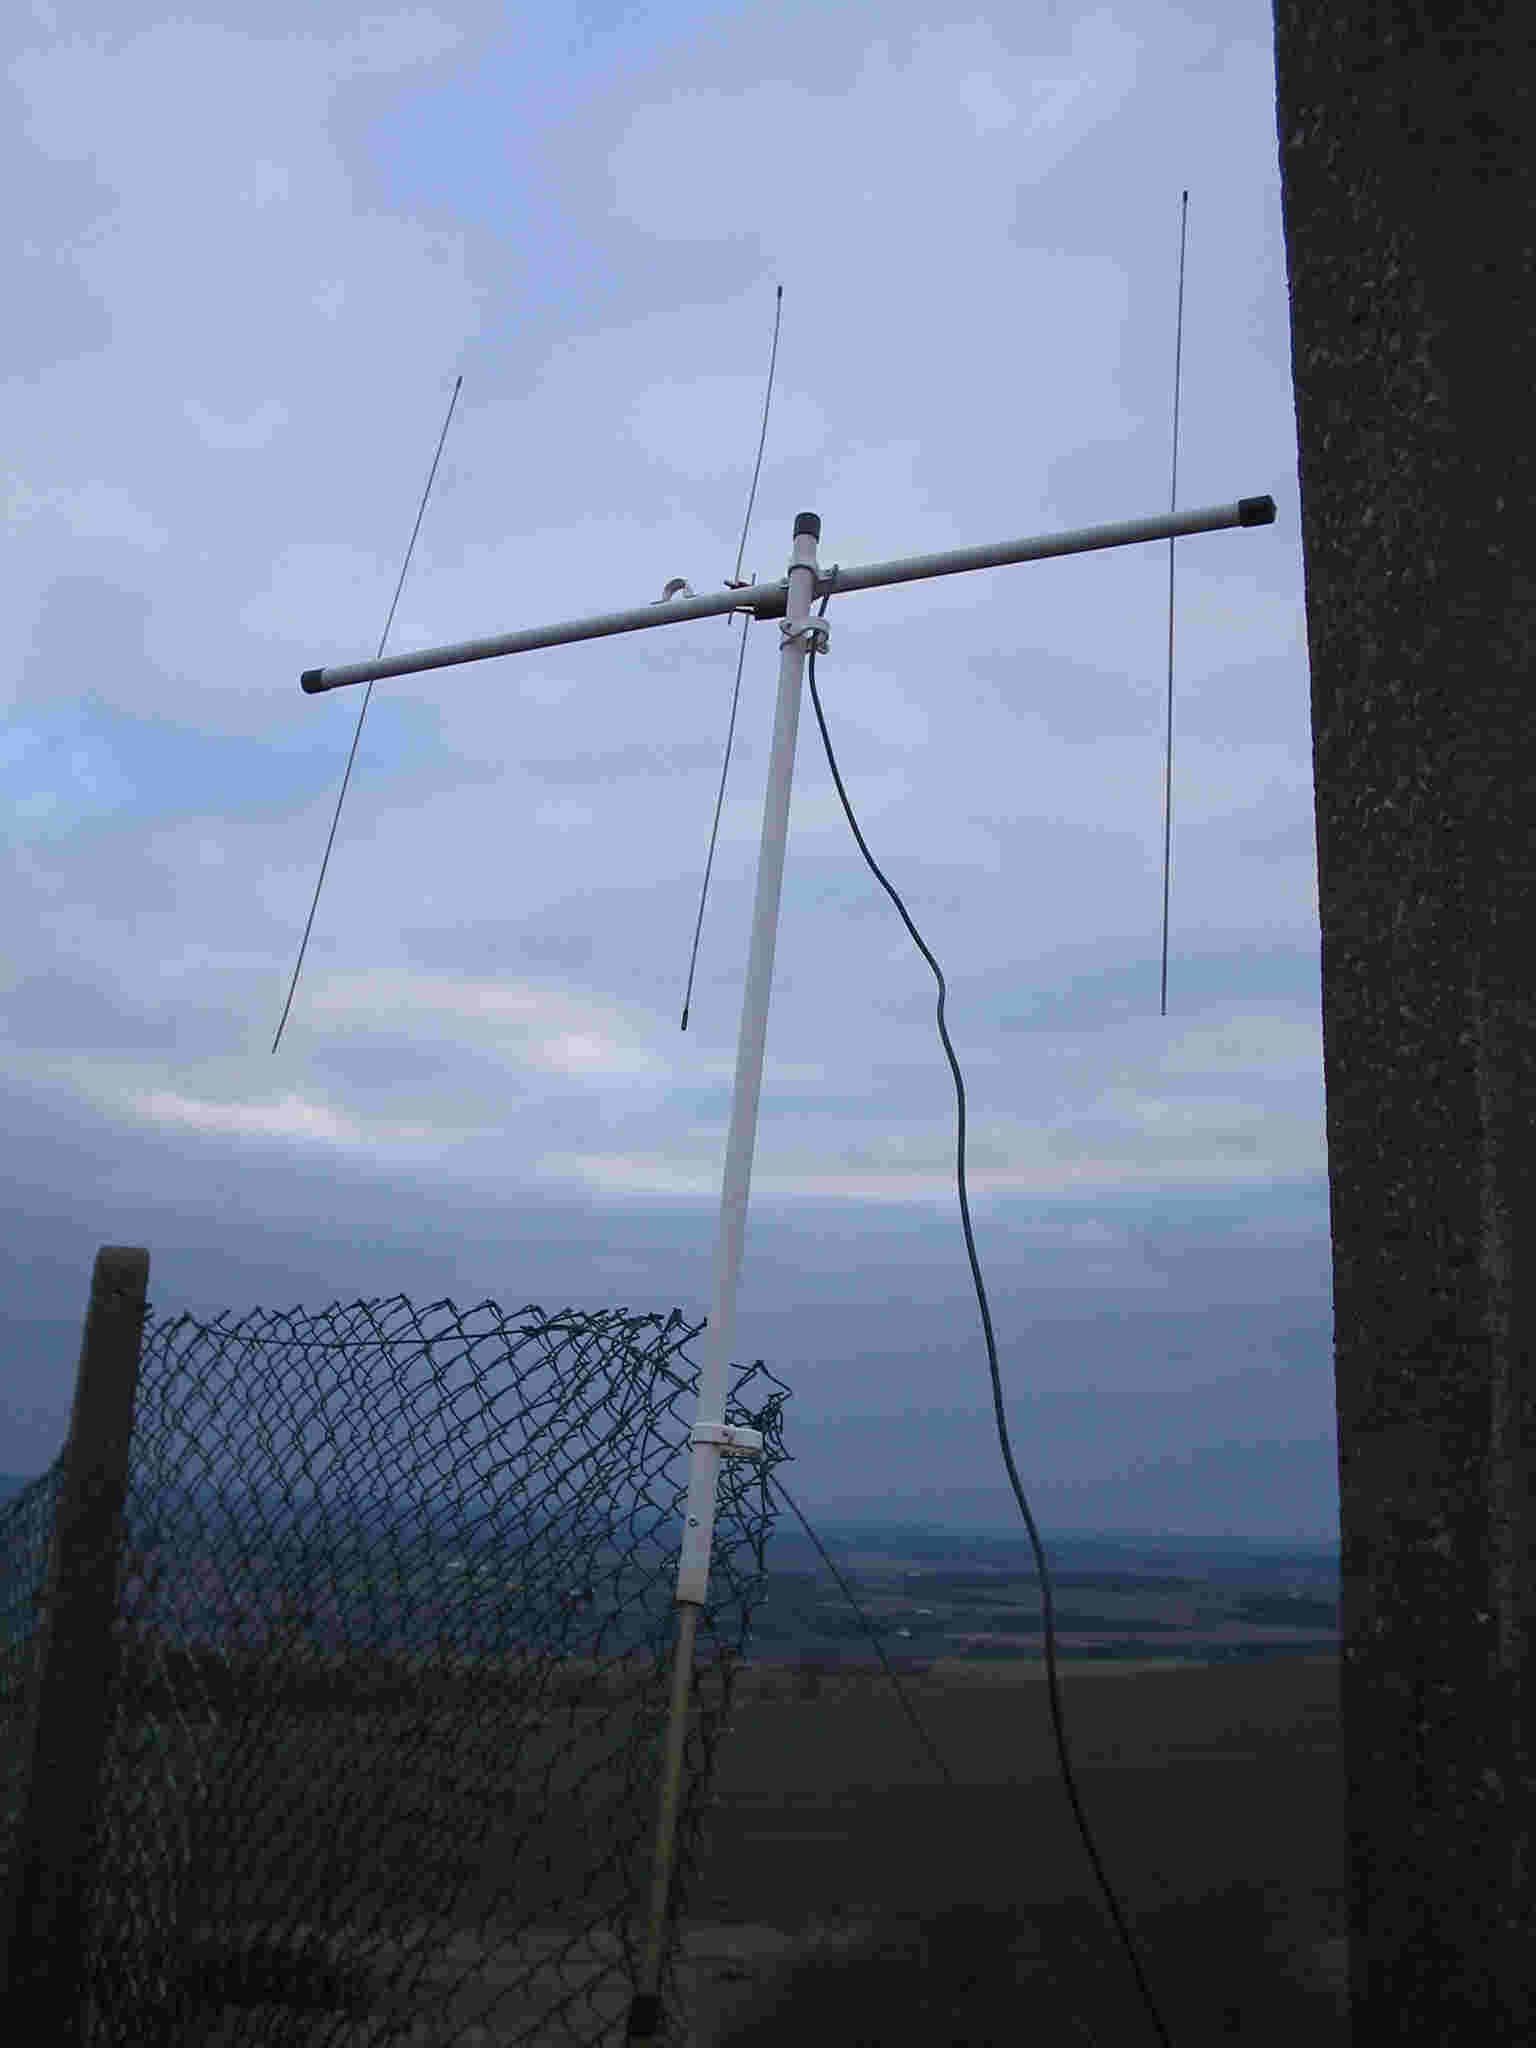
[{"left": 299, "top": 494, "right": 1274, "bottom": 695}]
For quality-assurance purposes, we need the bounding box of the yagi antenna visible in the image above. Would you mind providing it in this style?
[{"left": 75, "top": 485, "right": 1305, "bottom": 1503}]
[{"left": 295, "top": 340, "right": 1274, "bottom": 2045}]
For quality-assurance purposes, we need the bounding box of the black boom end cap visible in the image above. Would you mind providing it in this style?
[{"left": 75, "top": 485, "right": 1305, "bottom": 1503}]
[
  {"left": 300, "top": 668, "right": 325, "bottom": 693},
  {"left": 1238, "top": 495, "right": 1276, "bottom": 526}
]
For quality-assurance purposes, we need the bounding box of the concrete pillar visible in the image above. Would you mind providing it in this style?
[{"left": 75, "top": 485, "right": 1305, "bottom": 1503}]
[{"left": 1271, "top": 4, "right": 1535, "bottom": 2034}]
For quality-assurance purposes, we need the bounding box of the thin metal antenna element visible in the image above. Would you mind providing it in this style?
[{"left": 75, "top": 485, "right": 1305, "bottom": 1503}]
[
  {"left": 731, "top": 283, "right": 782, "bottom": 589},
  {"left": 680, "top": 284, "right": 784, "bottom": 1032},
  {"left": 1160, "top": 190, "right": 1189, "bottom": 1018},
  {"left": 271, "top": 373, "right": 463, "bottom": 1055}
]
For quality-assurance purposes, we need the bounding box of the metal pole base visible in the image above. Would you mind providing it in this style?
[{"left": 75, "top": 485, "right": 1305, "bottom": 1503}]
[{"left": 625, "top": 1598, "right": 702, "bottom": 2042}]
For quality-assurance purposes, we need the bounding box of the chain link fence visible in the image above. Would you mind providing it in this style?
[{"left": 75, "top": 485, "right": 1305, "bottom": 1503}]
[{"left": 1, "top": 1269, "right": 791, "bottom": 2044}]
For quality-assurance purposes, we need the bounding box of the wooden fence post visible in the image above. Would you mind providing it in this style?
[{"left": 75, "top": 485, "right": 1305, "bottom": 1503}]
[{"left": 0, "top": 1246, "right": 150, "bottom": 2036}]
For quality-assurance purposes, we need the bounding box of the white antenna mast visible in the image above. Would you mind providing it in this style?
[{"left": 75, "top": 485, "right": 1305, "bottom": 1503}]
[{"left": 298, "top": 484, "right": 1275, "bottom": 2037}]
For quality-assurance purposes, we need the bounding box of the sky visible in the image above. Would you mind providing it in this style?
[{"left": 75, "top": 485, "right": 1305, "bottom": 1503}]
[{"left": 2, "top": 0, "right": 1338, "bottom": 1555}]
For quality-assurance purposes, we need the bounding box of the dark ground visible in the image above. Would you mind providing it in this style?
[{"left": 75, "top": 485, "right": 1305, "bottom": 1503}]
[
  {"left": 683, "top": 1653, "right": 1347, "bottom": 2046},
  {"left": 8, "top": 1651, "right": 1346, "bottom": 2044}
]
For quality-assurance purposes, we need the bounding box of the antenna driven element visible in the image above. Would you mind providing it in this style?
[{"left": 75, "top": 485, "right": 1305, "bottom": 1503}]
[{"left": 681, "top": 282, "right": 786, "bottom": 1033}]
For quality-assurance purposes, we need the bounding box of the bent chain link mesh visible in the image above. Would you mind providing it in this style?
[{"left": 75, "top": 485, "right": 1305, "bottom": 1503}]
[{"left": 1, "top": 1291, "right": 791, "bottom": 2044}]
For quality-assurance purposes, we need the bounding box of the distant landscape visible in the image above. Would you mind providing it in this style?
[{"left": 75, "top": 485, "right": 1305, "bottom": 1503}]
[{"left": 1, "top": 1463, "right": 1337, "bottom": 1676}]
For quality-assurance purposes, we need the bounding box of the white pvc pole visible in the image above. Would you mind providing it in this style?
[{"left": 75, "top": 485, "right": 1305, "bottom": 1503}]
[
  {"left": 627, "top": 512, "right": 820, "bottom": 2039},
  {"left": 675, "top": 509, "right": 819, "bottom": 1607}
]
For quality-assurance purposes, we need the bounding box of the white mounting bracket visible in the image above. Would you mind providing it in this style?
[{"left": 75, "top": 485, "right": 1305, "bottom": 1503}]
[
  {"left": 779, "top": 614, "right": 829, "bottom": 655},
  {"left": 689, "top": 1420, "right": 764, "bottom": 1459}
]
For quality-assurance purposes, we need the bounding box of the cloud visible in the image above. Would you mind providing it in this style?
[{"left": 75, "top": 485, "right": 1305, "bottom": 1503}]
[
  {"left": 7, "top": 479, "right": 169, "bottom": 552},
  {"left": 606, "top": 16, "right": 1141, "bottom": 252},
  {"left": 0, "top": 0, "right": 1335, "bottom": 1545},
  {"left": 184, "top": 397, "right": 291, "bottom": 454}
]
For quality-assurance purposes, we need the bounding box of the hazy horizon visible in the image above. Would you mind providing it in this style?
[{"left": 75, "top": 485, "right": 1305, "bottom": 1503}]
[{"left": 0, "top": 1458, "right": 1339, "bottom": 1562}]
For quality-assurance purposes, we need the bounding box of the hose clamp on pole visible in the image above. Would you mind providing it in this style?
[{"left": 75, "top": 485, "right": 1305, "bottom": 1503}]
[
  {"left": 689, "top": 1421, "right": 765, "bottom": 1459},
  {"left": 779, "top": 616, "right": 830, "bottom": 655}
]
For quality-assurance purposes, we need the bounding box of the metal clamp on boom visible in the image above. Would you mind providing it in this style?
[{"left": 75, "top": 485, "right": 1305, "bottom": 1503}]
[
  {"left": 779, "top": 615, "right": 830, "bottom": 656},
  {"left": 689, "top": 1421, "right": 764, "bottom": 1458}
]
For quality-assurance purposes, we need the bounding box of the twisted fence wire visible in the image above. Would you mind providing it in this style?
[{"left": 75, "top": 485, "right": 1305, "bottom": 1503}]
[{"left": 1, "top": 1292, "right": 791, "bottom": 2044}]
